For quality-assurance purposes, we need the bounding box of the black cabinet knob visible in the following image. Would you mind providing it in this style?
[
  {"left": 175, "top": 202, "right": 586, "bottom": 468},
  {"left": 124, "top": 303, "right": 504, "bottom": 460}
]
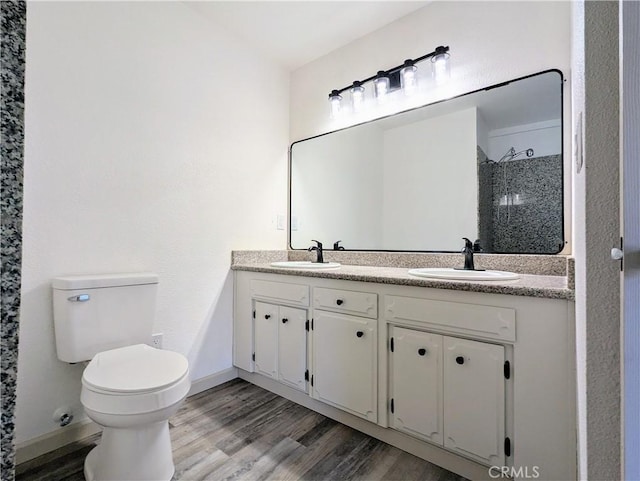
[
  {"left": 356, "top": 331, "right": 364, "bottom": 338},
  {"left": 456, "top": 356, "right": 465, "bottom": 365},
  {"left": 281, "top": 318, "right": 288, "bottom": 324},
  {"left": 418, "top": 348, "right": 427, "bottom": 356},
  {"left": 264, "top": 314, "right": 271, "bottom": 319},
  {"left": 336, "top": 299, "right": 344, "bottom": 306}
]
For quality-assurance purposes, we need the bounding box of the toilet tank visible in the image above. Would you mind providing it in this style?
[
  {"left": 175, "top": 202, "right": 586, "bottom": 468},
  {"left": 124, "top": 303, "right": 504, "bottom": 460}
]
[{"left": 52, "top": 273, "right": 159, "bottom": 363}]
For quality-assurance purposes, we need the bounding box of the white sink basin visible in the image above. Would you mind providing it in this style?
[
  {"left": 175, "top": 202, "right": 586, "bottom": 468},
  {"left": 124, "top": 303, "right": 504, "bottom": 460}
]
[
  {"left": 408, "top": 268, "right": 520, "bottom": 281},
  {"left": 270, "top": 261, "right": 341, "bottom": 269}
]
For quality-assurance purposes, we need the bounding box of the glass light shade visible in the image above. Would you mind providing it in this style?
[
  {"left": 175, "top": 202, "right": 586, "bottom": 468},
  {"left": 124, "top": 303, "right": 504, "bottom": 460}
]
[
  {"left": 400, "top": 64, "right": 418, "bottom": 94},
  {"left": 373, "top": 72, "right": 390, "bottom": 100},
  {"left": 431, "top": 52, "right": 451, "bottom": 85},
  {"left": 350, "top": 83, "right": 365, "bottom": 112},
  {"left": 329, "top": 92, "right": 342, "bottom": 118}
]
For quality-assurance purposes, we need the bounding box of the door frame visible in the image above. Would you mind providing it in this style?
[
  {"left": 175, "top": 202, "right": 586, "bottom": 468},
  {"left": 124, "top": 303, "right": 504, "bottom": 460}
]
[{"left": 621, "top": 2, "right": 640, "bottom": 479}]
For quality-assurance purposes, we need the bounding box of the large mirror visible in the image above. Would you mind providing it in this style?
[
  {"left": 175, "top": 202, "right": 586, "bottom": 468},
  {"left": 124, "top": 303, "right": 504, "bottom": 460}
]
[{"left": 290, "top": 70, "right": 564, "bottom": 254}]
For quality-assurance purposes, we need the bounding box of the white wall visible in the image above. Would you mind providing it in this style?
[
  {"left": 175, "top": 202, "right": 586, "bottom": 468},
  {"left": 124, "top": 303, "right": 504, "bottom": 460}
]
[
  {"left": 290, "top": 1, "right": 571, "bottom": 142},
  {"left": 488, "top": 120, "right": 562, "bottom": 160},
  {"left": 382, "top": 108, "right": 477, "bottom": 250},
  {"left": 476, "top": 112, "right": 490, "bottom": 157},
  {"left": 17, "top": 1, "right": 289, "bottom": 444}
]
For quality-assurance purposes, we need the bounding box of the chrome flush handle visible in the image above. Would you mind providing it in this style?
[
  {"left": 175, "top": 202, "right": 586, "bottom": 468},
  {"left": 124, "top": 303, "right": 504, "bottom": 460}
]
[{"left": 67, "top": 294, "right": 90, "bottom": 302}]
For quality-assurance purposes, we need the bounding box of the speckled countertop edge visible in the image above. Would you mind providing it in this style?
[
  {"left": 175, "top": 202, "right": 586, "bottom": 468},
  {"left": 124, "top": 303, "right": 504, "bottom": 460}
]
[
  {"left": 287, "top": 250, "right": 570, "bottom": 276},
  {"left": 231, "top": 262, "right": 574, "bottom": 300},
  {"left": 232, "top": 250, "right": 572, "bottom": 276}
]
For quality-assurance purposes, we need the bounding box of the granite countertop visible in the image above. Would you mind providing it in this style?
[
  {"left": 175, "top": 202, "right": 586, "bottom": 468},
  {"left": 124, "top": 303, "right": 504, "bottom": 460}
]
[{"left": 231, "top": 261, "right": 573, "bottom": 300}]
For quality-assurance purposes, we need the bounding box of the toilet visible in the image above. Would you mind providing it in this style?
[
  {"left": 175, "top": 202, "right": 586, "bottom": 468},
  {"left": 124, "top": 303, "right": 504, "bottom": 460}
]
[{"left": 52, "top": 273, "right": 190, "bottom": 481}]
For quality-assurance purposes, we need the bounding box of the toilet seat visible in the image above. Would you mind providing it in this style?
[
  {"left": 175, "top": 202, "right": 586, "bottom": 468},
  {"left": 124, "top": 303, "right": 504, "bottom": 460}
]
[
  {"left": 81, "top": 344, "right": 190, "bottom": 415},
  {"left": 83, "top": 344, "right": 188, "bottom": 393}
]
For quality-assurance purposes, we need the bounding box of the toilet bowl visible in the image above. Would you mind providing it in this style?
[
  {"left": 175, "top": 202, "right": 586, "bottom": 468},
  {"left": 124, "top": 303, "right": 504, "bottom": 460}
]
[
  {"left": 80, "top": 344, "right": 190, "bottom": 481},
  {"left": 52, "top": 273, "right": 190, "bottom": 480}
]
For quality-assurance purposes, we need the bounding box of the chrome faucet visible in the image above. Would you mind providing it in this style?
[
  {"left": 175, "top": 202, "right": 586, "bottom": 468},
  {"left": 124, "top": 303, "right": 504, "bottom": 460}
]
[{"left": 308, "top": 240, "right": 324, "bottom": 263}]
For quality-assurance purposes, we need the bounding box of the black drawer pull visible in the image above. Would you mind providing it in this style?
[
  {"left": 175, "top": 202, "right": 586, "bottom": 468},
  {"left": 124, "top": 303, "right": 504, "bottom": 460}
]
[
  {"left": 264, "top": 314, "right": 271, "bottom": 319},
  {"left": 418, "top": 348, "right": 427, "bottom": 356},
  {"left": 456, "top": 356, "right": 465, "bottom": 365},
  {"left": 356, "top": 331, "right": 364, "bottom": 338},
  {"left": 336, "top": 299, "right": 344, "bottom": 306},
  {"left": 282, "top": 318, "right": 288, "bottom": 324}
]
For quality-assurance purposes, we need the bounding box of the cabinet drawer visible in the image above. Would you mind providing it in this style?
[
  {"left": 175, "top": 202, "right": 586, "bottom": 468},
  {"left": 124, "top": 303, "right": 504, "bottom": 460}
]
[
  {"left": 385, "top": 295, "right": 515, "bottom": 342},
  {"left": 250, "top": 280, "right": 309, "bottom": 307},
  {"left": 313, "top": 287, "right": 378, "bottom": 318}
]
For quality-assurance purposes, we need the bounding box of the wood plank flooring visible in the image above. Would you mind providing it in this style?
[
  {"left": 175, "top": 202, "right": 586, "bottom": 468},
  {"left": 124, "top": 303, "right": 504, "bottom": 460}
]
[{"left": 16, "top": 379, "right": 468, "bottom": 481}]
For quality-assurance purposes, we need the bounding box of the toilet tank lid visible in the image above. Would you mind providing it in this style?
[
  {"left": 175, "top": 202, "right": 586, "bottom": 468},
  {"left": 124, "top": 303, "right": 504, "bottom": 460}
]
[{"left": 52, "top": 273, "right": 159, "bottom": 290}]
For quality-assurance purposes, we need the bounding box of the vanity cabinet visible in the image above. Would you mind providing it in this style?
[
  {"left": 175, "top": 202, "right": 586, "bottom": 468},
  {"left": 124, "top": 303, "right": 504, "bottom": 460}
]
[
  {"left": 253, "top": 301, "right": 278, "bottom": 379},
  {"left": 386, "top": 295, "right": 509, "bottom": 466},
  {"left": 233, "top": 278, "right": 310, "bottom": 391},
  {"left": 254, "top": 301, "right": 307, "bottom": 391},
  {"left": 389, "top": 327, "right": 505, "bottom": 466},
  {"left": 389, "top": 327, "right": 443, "bottom": 443},
  {"left": 233, "top": 270, "right": 576, "bottom": 481},
  {"left": 311, "top": 287, "right": 378, "bottom": 421},
  {"left": 443, "top": 336, "right": 505, "bottom": 466},
  {"left": 312, "top": 310, "right": 377, "bottom": 422}
]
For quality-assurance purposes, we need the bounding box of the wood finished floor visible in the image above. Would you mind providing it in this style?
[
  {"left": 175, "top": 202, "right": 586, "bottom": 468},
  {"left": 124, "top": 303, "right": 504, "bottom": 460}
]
[{"left": 16, "top": 379, "right": 468, "bottom": 481}]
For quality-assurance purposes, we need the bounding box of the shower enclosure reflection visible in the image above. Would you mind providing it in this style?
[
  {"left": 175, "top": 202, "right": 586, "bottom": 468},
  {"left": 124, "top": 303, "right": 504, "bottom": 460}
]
[{"left": 290, "top": 70, "right": 565, "bottom": 254}]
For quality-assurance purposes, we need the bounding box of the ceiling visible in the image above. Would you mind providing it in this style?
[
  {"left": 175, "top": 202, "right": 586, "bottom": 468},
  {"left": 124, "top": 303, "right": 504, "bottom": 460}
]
[{"left": 186, "top": 1, "right": 430, "bottom": 70}]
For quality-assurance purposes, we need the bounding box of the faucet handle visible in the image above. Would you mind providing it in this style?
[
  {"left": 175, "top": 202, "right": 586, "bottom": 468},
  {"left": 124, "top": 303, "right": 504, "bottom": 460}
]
[
  {"left": 462, "top": 237, "right": 473, "bottom": 250},
  {"left": 310, "top": 239, "right": 323, "bottom": 249}
]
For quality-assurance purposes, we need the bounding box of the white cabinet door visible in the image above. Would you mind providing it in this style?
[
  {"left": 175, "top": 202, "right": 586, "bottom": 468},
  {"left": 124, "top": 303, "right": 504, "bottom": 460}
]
[
  {"left": 443, "top": 336, "right": 505, "bottom": 466},
  {"left": 390, "top": 327, "right": 443, "bottom": 444},
  {"left": 278, "top": 306, "right": 307, "bottom": 392},
  {"left": 313, "top": 311, "right": 377, "bottom": 422},
  {"left": 254, "top": 301, "right": 278, "bottom": 379}
]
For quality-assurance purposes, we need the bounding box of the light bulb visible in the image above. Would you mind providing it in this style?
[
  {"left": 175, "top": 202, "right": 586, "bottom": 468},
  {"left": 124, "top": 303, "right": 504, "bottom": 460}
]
[
  {"left": 350, "top": 81, "right": 365, "bottom": 112},
  {"left": 328, "top": 90, "right": 342, "bottom": 118},
  {"left": 400, "top": 60, "right": 417, "bottom": 95},
  {"left": 431, "top": 47, "right": 451, "bottom": 85},
  {"left": 373, "top": 71, "right": 390, "bottom": 102}
]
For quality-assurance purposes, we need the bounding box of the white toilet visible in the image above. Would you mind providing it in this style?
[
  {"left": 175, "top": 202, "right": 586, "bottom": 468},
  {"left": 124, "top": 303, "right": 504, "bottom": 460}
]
[{"left": 52, "top": 273, "right": 190, "bottom": 481}]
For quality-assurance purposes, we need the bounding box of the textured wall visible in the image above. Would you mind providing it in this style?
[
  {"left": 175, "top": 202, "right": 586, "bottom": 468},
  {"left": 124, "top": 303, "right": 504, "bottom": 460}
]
[
  {"left": 1, "top": 1, "right": 26, "bottom": 479},
  {"left": 17, "top": 1, "right": 288, "bottom": 447},
  {"left": 572, "top": 1, "right": 622, "bottom": 479},
  {"left": 583, "top": 2, "right": 621, "bottom": 479}
]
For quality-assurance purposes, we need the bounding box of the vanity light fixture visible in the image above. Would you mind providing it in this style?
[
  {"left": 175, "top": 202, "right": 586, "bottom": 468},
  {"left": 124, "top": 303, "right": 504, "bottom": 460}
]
[{"left": 328, "top": 45, "right": 450, "bottom": 117}]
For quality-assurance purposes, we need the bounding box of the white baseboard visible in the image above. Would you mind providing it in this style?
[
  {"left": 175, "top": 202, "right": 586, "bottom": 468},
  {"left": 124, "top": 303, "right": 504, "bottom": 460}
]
[
  {"left": 16, "top": 367, "right": 238, "bottom": 465},
  {"left": 16, "top": 418, "right": 101, "bottom": 465},
  {"left": 187, "top": 366, "right": 238, "bottom": 396}
]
